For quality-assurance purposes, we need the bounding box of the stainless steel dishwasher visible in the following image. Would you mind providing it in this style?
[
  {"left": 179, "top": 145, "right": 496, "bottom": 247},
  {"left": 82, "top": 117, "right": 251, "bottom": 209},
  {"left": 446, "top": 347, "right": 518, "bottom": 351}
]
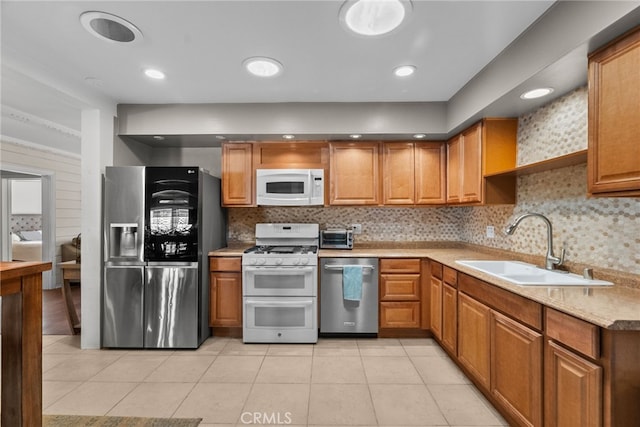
[{"left": 320, "top": 258, "right": 378, "bottom": 335}]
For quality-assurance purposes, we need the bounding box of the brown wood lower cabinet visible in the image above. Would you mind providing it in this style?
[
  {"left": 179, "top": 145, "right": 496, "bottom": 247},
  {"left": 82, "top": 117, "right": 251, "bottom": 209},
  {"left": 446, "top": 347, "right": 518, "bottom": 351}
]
[
  {"left": 379, "top": 258, "right": 425, "bottom": 334},
  {"left": 545, "top": 340, "right": 602, "bottom": 427},
  {"left": 458, "top": 292, "right": 491, "bottom": 389},
  {"left": 209, "top": 257, "right": 242, "bottom": 330},
  {"left": 491, "top": 311, "right": 543, "bottom": 427}
]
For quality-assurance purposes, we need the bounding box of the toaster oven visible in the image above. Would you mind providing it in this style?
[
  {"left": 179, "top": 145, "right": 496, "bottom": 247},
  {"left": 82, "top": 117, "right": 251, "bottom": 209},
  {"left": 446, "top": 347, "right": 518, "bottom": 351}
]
[{"left": 320, "top": 229, "right": 353, "bottom": 249}]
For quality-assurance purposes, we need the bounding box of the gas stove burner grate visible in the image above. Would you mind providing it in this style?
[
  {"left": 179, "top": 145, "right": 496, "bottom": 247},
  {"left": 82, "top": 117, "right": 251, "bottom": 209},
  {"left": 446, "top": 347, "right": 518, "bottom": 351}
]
[{"left": 244, "top": 245, "right": 318, "bottom": 255}]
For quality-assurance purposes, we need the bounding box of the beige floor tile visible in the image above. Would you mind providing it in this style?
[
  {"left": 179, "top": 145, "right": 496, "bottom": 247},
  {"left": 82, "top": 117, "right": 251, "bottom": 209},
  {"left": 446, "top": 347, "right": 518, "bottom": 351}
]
[
  {"left": 242, "top": 383, "right": 310, "bottom": 425},
  {"left": 402, "top": 339, "right": 447, "bottom": 357},
  {"left": 42, "top": 335, "right": 66, "bottom": 348},
  {"left": 222, "top": 339, "right": 270, "bottom": 356},
  {"left": 43, "top": 354, "right": 72, "bottom": 373},
  {"left": 362, "top": 356, "right": 423, "bottom": 384},
  {"left": 316, "top": 338, "right": 359, "bottom": 348},
  {"left": 411, "top": 355, "right": 471, "bottom": 385},
  {"left": 255, "top": 356, "right": 312, "bottom": 383},
  {"left": 357, "top": 339, "right": 407, "bottom": 356},
  {"left": 369, "top": 384, "right": 447, "bottom": 426},
  {"left": 311, "top": 356, "right": 366, "bottom": 384},
  {"left": 174, "top": 383, "right": 252, "bottom": 424},
  {"left": 308, "top": 384, "right": 377, "bottom": 425},
  {"left": 193, "top": 336, "right": 231, "bottom": 354},
  {"left": 314, "top": 346, "right": 361, "bottom": 357},
  {"left": 144, "top": 355, "right": 215, "bottom": 382},
  {"left": 266, "top": 344, "right": 314, "bottom": 356},
  {"left": 42, "top": 335, "right": 82, "bottom": 353},
  {"left": 89, "top": 354, "right": 169, "bottom": 382},
  {"left": 200, "top": 355, "right": 264, "bottom": 383},
  {"left": 107, "top": 382, "right": 195, "bottom": 418},
  {"left": 427, "top": 384, "right": 506, "bottom": 426},
  {"left": 42, "top": 380, "right": 82, "bottom": 409},
  {"left": 44, "top": 381, "right": 138, "bottom": 416},
  {"left": 43, "top": 354, "right": 121, "bottom": 382}
]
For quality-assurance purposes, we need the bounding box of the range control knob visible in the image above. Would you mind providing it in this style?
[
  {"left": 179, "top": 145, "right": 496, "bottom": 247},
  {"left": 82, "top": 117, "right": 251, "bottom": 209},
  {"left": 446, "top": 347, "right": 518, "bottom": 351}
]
[
  {"left": 293, "top": 258, "right": 300, "bottom": 265},
  {"left": 301, "top": 258, "right": 309, "bottom": 265},
  {"left": 257, "top": 258, "right": 266, "bottom": 265},
  {"left": 249, "top": 258, "right": 257, "bottom": 265},
  {"left": 275, "top": 258, "right": 283, "bottom": 265}
]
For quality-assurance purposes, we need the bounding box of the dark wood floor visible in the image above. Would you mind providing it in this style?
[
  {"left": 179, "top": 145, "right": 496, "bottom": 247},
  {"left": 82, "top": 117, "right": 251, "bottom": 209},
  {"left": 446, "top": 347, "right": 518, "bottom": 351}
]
[{"left": 43, "top": 284, "right": 81, "bottom": 335}]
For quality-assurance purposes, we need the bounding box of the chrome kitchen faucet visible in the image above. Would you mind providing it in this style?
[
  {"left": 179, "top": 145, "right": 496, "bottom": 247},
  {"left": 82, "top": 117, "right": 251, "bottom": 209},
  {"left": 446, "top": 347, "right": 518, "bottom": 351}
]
[{"left": 505, "top": 213, "right": 565, "bottom": 271}]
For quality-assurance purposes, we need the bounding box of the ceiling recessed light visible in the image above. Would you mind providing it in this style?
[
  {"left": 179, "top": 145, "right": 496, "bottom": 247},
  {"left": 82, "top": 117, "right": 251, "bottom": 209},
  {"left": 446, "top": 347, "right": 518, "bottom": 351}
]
[
  {"left": 282, "top": 134, "right": 295, "bottom": 140},
  {"left": 215, "top": 135, "right": 226, "bottom": 140},
  {"left": 413, "top": 133, "right": 426, "bottom": 139},
  {"left": 80, "top": 11, "right": 142, "bottom": 43},
  {"left": 520, "top": 87, "right": 554, "bottom": 100},
  {"left": 394, "top": 65, "right": 416, "bottom": 77},
  {"left": 152, "top": 135, "right": 165, "bottom": 141},
  {"left": 144, "top": 69, "right": 165, "bottom": 80},
  {"left": 340, "top": 0, "right": 412, "bottom": 37},
  {"left": 243, "top": 57, "right": 283, "bottom": 77},
  {"left": 350, "top": 134, "right": 362, "bottom": 139}
]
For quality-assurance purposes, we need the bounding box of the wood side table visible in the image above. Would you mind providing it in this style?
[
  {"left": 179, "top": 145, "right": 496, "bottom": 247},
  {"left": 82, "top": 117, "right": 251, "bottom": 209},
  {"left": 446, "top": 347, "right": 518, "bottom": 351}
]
[{"left": 59, "top": 260, "right": 81, "bottom": 334}]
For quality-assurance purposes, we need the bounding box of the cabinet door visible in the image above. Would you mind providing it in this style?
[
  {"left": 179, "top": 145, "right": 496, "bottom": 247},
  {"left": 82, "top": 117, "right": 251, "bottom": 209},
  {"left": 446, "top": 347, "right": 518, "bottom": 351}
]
[
  {"left": 209, "top": 272, "right": 242, "bottom": 327},
  {"left": 429, "top": 276, "right": 442, "bottom": 339},
  {"left": 329, "top": 142, "right": 380, "bottom": 205},
  {"left": 460, "top": 123, "right": 482, "bottom": 203},
  {"left": 441, "top": 283, "right": 457, "bottom": 355},
  {"left": 446, "top": 136, "right": 461, "bottom": 203},
  {"left": 588, "top": 27, "right": 640, "bottom": 196},
  {"left": 545, "top": 340, "right": 602, "bottom": 427},
  {"left": 491, "top": 311, "right": 543, "bottom": 427},
  {"left": 383, "top": 142, "right": 415, "bottom": 204},
  {"left": 221, "top": 143, "right": 253, "bottom": 206},
  {"left": 380, "top": 302, "right": 420, "bottom": 328},
  {"left": 458, "top": 292, "right": 491, "bottom": 389},
  {"left": 415, "top": 142, "right": 446, "bottom": 204}
]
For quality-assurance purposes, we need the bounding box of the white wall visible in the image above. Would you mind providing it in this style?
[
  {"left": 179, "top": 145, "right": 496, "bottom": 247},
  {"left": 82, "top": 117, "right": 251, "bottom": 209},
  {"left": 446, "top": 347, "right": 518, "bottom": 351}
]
[{"left": 1, "top": 139, "right": 81, "bottom": 285}]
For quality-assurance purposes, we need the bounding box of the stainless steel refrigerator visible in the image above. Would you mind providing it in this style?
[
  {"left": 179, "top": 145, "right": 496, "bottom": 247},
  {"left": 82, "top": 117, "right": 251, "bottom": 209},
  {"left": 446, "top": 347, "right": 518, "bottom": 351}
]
[{"left": 102, "top": 166, "right": 226, "bottom": 348}]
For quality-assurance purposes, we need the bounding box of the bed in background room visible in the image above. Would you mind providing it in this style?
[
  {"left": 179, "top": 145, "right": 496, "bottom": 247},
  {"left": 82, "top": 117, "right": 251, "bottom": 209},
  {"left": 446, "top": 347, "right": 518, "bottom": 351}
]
[{"left": 11, "top": 230, "right": 42, "bottom": 261}]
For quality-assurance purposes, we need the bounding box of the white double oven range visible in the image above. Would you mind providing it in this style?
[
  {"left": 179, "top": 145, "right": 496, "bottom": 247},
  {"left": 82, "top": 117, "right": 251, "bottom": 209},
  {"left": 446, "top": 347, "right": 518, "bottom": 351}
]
[{"left": 241, "top": 223, "right": 319, "bottom": 343}]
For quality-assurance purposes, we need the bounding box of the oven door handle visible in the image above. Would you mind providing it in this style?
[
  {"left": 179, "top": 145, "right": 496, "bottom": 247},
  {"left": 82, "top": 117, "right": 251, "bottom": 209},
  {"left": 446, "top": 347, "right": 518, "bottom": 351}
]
[
  {"left": 245, "top": 299, "right": 314, "bottom": 306},
  {"left": 243, "top": 265, "right": 316, "bottom": 272}
]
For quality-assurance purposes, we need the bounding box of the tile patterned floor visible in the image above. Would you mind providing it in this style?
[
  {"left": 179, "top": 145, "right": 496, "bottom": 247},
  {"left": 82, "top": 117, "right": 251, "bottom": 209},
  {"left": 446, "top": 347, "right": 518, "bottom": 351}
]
[{"left": 37, "top": 336, "right": 508, "bottom": 426}]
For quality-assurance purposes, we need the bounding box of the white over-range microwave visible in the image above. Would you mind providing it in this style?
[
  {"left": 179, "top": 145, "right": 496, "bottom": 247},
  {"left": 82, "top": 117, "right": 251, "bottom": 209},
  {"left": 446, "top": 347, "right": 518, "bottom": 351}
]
[{"left": 256, "top": 169, "right": 324, "bottom": 206}]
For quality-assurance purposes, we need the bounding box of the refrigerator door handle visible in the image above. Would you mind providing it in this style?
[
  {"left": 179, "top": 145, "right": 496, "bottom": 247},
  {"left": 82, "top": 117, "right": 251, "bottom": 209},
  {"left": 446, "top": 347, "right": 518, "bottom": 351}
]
[{"left": 146, "top": 261, "right": 198, "bottom": 268}]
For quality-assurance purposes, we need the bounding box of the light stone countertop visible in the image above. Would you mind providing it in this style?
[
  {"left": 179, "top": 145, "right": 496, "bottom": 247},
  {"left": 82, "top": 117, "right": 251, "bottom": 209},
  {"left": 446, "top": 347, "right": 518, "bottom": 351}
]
[{"left": 210, "top": 242, "right": 640, "bottom": 331}]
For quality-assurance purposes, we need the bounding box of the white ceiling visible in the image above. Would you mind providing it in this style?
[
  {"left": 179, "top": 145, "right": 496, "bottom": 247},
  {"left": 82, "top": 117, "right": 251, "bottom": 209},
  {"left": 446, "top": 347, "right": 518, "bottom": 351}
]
[{"left": 1, "top": 1, "right": 640, "bottom": 152}]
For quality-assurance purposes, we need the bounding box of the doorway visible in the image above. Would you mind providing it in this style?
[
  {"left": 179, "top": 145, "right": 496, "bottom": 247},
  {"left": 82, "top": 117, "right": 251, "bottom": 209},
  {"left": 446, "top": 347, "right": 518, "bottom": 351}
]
[{"left": 0, "top": 166, "right": 56, "bottom": 288}]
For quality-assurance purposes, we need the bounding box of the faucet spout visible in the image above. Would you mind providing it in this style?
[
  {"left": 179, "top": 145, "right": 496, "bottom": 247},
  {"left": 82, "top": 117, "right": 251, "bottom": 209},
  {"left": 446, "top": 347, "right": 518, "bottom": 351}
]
[{"left": 505, "top": 213, "right": 565, "bottom": 270}]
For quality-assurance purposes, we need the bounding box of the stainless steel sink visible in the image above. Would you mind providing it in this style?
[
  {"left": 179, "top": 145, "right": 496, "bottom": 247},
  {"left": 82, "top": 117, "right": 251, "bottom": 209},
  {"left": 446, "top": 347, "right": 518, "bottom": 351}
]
[{"left": 455, "top": 260, "right": 613, "bottom": 286}]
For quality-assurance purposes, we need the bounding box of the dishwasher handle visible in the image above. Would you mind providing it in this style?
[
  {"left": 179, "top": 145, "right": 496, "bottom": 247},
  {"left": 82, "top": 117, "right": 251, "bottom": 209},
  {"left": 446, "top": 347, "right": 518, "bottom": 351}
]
[{"left": 323, "top": 264, "right": 376, "bottom": 270}]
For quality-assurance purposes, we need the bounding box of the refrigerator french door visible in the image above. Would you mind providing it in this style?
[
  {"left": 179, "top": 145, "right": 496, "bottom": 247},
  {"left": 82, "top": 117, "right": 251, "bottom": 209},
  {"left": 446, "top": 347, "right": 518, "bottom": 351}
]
[{"left": 103, "top": 166, "right": 226, "bottom": 349}]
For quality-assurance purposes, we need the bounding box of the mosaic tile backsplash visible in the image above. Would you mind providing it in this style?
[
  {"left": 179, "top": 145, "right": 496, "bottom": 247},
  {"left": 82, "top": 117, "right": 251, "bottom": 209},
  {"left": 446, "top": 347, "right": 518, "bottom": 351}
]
[{"left": 227, "top": 86, "right": 640, "bottom": 275}]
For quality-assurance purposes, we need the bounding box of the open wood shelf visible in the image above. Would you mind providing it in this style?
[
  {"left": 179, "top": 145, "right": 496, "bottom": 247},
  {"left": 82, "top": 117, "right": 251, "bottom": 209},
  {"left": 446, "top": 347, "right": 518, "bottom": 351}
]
[{"left": 484, "top": 149, "right": 587, "bottom": 178}]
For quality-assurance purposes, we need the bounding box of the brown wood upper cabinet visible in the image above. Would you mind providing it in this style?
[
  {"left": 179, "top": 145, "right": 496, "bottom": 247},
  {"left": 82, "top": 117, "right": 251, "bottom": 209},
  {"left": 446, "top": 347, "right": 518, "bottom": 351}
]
[
  {"left": 447, "top": 118, "right": 518, "bottom": 205},
  {"left": 253, "top": 141, "right": 328, "bottom": 169},
  {"left": 221, "top": 142, "right": 254, "bottom": 206},
  {"left": 588, "top": 25, "right": 640, "bottom": 197},
  {"left": 383, "top": 142, "right": 446, "bottom": 205},
  {"left": 329, "top": 142, "right": 381, "bottom": 205}
]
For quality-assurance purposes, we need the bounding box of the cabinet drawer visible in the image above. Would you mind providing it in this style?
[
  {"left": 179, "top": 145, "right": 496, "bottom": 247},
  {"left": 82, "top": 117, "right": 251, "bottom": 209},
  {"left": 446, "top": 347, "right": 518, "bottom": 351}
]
[
  {"left": 380, "top": 258, "right": 421, "bottom": 273},
  {"left": 545, "top": 308, "right": 600, "bottom": 359},
  {"left": 380, "top": 302, "right": 421, "bottom": 328},
  {"left": 430, "top": 260, "right": 443, "bottom": 279},
  {"left": 443, "top": 266, "right": 457, "bottom": 287},
  {"left": 210, "top": 257, "right": 242, "bottom": 272},
  {"left": 380, "top": 274, "right": 420, "bottom": 300}
]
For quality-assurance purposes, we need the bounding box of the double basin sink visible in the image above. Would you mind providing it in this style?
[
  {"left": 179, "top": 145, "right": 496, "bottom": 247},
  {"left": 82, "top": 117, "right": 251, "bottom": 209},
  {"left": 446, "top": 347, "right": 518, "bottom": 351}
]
[{"left": 455, "top": 260, "right": 613, "bottom": 287}]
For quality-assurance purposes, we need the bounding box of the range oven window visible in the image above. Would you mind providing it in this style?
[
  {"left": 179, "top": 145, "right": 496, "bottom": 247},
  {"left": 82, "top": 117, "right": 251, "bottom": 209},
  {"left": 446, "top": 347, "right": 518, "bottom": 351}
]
[
  {"left": 255, "top": 306, "right": 306, "bottom": 327},
  {"left": 243, "top": 266, "right": 316, "bottom": 296}
]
